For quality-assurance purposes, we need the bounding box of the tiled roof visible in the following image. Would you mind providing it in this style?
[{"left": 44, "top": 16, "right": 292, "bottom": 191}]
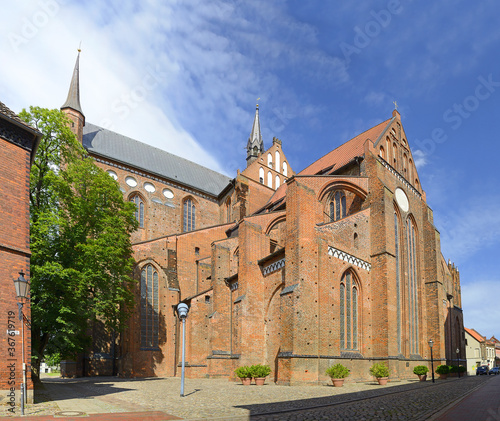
[
  {"left": 465, "top": 327, "right": 486, "bottom": 343},
  {"left": 82, "top": 122, "right": 231, "bottom": 197},
  {"left": 299, "top": 119, "right": 391, "bottom": 176},
  {"left": 0, "top": 101, "right": 39, "bottom": 133}
]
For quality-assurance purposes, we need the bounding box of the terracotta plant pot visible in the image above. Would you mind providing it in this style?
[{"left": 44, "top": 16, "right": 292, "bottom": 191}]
[
  {"left": 254, "top": 377, "right": 266, "bottom": 386},
  {"left": 240, "top": 377, "right": 252, "bottom": 386},
  {"left": 332, "top": 378, "right": 345, "bottom": 387},
  {"left": 418, "top": 374, "right": 427, "bottom": 382},
  {"left": 376, "top": 377, "right": 389, "bottom": 385},
  {"left": 439, "top": 374, "right": 448, "bottom": 380}
]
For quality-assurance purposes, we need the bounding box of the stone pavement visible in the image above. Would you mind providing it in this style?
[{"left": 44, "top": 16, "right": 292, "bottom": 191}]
[{"left": 0, "top": 374, "right": 494, "bottom": 420}]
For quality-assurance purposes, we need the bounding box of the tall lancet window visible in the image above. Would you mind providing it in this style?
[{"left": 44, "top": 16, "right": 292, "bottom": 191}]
[
  {"left": 130, "top": 195, "right": 144, "bottom": 228},
  {"left": 141, "top": 264, "right": 159, "bottom": 349},
  {"left": 183, "top": 198, "right": 196, "bottom": 232},
  {"left": 407, "top": 217, "right": 419, "bottom": 354},
  {"left": 394, "top": 210, "right": 402, "bottom": 354},
  {"left": 340, "top": 270, "right": 359, "bottom": 350},
  {"left": 329, "top": 190, "right": 346, "bottom": 221}
]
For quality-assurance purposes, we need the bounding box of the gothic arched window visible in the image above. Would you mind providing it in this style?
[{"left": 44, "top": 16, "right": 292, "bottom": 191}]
[
  {"left": 130, "top": 194, "right": 144, "bottom": 228},
  {"left": 141, "top": 264, "right": 159, "bottom": 349},
  {"left": 407, "top": 217, "right": 419, "bottom": 354},
  {"left": 330, "top": 190, "right": 346, "bottom": 222},
  {"left": 225, "top": 198, "right": 231, "bottom": 223},
  {"left": 340, "top": 270, "right": 359, "bottom": 350},
  {"left": 259, "top": 167, "right": 264, "bottom": 184},
  {"left": 183, "top": 198, "right": 196, "bottom": 232},
  {"left": 267, "top": 171, "right": 272, "bottom": 188}
]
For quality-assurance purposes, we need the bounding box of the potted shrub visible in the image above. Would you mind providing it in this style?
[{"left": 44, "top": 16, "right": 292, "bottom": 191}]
[
  {"left": 413, "top": 365, "right": 429, "bottom": 381},
  {"left": 249, "top": 364, "right": 271, "bottom": 386},
  {"left": 235, "top": 366, "right": 253, "bottom": 385},
  {"left": 435, "top": 364, "right": 450, "bottom": 379},
  {"left": 369, "top": 362, "right": 390, "bottom": 385},
  {"left": 326, "top": 363, "right": 350, "bottom": 387}
]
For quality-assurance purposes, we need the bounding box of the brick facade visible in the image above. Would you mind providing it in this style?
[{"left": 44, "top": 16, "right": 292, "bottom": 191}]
[
  {"left": 58, "top": 60, "right": 463, "bottom": 384},
  {"left": 108, "top": 109, "right": 464, "bottom": 384},
  {"left": 0, "top": 103, "right": 40, "bottom": 406}
]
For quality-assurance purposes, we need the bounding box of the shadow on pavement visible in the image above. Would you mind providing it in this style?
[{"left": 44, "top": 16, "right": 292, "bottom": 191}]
[{"left": 37, "top": 376, "right": 164, "bottom": 404}]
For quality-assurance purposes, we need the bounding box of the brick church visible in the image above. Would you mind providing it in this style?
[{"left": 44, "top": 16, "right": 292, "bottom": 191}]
[{"left": 19, "top": 50, "right": 467, "bottom": 386}]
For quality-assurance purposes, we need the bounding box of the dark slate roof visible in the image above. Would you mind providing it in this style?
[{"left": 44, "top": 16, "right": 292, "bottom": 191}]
[
  {"left": 82, "top": 122, "right": 231, "bottom": 197},
  {"left": 0, "top": 101, "right": 39, "bottom": 133}
]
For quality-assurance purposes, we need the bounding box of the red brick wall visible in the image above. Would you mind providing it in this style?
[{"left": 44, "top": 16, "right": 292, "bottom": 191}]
[
  {"left": 0, "top": 138, "right": 32, "bottom": 405},
  {"left": 93, "top": 159, "right": 222, "bottom": 244}
]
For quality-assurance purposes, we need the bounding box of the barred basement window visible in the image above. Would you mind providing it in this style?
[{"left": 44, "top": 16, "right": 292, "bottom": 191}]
[
  {"left": 141, "top": 264, "right": 159, "bottom": 349},
  {"left": 130, "top": 194, "right": 144, "bottom": 228},
  {"left": 183, "top": 198, "right": 196, "bottom": 232},
  {"left": 329, "top": 191, "right": 346, "bottom": 222},
  {"left": 340, "top": 270, "right": 359, "bottom": 350}
]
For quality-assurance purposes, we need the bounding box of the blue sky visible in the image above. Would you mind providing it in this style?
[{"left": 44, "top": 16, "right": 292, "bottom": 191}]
[{"left": 2, "top": 0, "right": 499, "bottom": 338}]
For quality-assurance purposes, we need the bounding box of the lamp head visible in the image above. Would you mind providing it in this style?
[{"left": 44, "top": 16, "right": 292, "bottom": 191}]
[
  {"left": 428, "top": 339, "right": 434, "bottom": 348},
  {"left": 177, "top": 302, "right": 189, "bottom": 320},
  {"left": 13, "top": 272, "right": 29, "bottom": 299}
]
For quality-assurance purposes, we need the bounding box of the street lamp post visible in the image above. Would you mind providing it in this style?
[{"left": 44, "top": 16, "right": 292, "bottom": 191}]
[
  {"left": 456, "top": 348, "right": 460, "bottom": 378},
  {"left": 13, "top": 272, "right": 29, "bottom": 415},
  {"left": 429, "top": 339, "right": 435, "bottom": 383},
  {"left": 176, "top": 302, "right": 189, "bottom": 397}
]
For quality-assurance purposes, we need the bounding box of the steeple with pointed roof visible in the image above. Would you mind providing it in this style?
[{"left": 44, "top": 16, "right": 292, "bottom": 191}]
[
  {"left": 246, "top": 103, "right": 264, "bottom": 167},
  {"left": 61, "top": 49, "right": 85, "bottom": 143}
]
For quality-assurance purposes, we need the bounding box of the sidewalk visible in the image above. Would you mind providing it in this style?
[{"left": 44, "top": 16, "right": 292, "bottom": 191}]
[{"left": 1, "top": 374, "right": 495, "bottom": 420}]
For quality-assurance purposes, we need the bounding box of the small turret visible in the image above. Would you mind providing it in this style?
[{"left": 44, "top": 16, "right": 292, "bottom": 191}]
[
  {"left": 61, "top": 49, "right": 85, "bottom": 143},
  {"left": 246, "top": 103, "right": 264, "bottom": 167}
]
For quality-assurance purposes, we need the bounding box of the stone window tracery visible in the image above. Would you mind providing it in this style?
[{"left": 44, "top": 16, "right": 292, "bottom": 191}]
[
  {"left": 340, "top": 270, "right": 359, "bottom": 350},
  {"left": 130, "top": 194, "right": 144, "bottom": 228},
  {"left": 183, "top": 198, "right": 196, "bottom": 232},
  {"left": 329, "top": 190, "right": 346, "bottom": 222},
  {"left": 140, "top": 264, "right": 159, "bottom": 349}
]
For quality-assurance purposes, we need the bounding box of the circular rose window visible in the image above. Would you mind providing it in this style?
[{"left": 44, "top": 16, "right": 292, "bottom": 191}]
[
  {"left": 395, "top": 188, "right": 409, "bottom": 212},
  {"left": 125, "top": 176, "right": 137, "bottom": 187},
  {"left": 163, "top": 188, "right": 174, "bottom": 199},
  {"left": 144, "top": 182, "right": 156, "bottom": 193}
]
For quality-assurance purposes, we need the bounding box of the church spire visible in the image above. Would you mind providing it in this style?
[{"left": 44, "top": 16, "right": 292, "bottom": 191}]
[
  {"left": 246, "top": 102, "right": 264, "bottom": 167},
  {"left": 61, "top": 48, "right": 85, "bottom": 143},
  {"left": 61, "top": 49, "right": 84, "bottom": 116}
]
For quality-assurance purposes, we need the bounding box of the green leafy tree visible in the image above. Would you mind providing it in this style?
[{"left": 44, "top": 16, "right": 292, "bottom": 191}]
[{"left": 20, "top": 107, "right": 138, "bottom": 381}]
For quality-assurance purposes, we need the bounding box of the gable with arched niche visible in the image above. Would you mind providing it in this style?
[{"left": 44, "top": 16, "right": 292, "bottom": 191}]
[
  {"left": 265, "top": 214, "right": 287, "bottom": 253},
  {"left": 318, "top": 180, "right": 367, "bottom": 224}
]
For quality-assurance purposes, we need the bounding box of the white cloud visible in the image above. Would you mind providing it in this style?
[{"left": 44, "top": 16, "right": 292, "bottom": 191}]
[
  {"left": 462, "top": 279, "right": 500, "bottom": 338},
  {"left": 412, "top": 149, "right": 427, "bottom": 168},
  {"left": 438, "top": 196, "right": 500, "bottom": 262}
]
